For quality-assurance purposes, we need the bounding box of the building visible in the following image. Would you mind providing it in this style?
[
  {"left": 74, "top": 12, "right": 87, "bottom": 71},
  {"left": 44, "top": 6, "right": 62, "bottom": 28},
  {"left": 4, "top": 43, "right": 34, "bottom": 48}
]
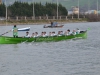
[
  {"left": 72, "top": 6, "right": 79, "bottom": 15},
  {"left": 0, "top": 0, "right": 2, "bottom": 4},
  {"left": 68, "top": 11, "right": 73, "bottom": 15},
  {"left": 85, "top": 10, "right": 97, "bottom": 15}
]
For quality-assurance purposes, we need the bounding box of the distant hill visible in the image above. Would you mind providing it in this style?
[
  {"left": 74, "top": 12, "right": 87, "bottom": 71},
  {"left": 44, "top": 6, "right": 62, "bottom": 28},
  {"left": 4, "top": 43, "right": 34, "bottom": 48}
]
[{"left": 2, "top": 0, "right": 100, "bottom": 11}]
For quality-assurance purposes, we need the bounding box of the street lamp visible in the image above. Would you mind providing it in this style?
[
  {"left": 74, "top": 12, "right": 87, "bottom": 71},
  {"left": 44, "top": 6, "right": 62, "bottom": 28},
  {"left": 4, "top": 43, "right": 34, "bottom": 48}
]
[
  {"left": 5, "top": 0, "right": 7, "bottom": 20},
  {"left": 33, "top": 0, "right": 35, "bottom": 19},
  {"left": 78, "top": 0, "right": 79, "bottom": 19},
  {"left": 57, "top": 0, "right": 58, "bottom": 19},
  {"left": 56, "top": 0, "right": 70, "bottom": 19},
  {"left": 97, "top": 0, "right": 98, "bottom": 17},
  {"left": 88, "top": 0, "right": 90, "bottom": 13}
]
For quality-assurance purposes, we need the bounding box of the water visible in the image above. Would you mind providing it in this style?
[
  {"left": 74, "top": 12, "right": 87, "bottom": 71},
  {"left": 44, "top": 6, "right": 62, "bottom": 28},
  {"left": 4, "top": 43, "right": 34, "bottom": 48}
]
[{"left": 0, "top": 22, "right": 100, "bottom": 75}]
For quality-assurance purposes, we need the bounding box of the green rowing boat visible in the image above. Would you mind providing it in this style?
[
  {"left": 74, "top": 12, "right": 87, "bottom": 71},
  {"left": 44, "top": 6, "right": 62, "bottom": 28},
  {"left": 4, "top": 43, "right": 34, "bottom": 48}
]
[{"left": 0, "top": 31, "right": 87, "bottom": 44}]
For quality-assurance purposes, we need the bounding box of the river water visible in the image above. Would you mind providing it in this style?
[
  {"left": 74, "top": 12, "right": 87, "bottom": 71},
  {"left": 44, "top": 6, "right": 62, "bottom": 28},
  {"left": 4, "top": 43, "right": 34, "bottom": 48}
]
[{"left": 0, "top": 22, "right": 100, "bottom": 75}]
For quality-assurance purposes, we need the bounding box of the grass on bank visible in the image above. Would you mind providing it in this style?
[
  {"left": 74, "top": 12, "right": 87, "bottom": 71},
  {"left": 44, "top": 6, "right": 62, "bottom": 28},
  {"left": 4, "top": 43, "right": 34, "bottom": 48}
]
[{"left": 0, "top": 18, "right": 88, "bottom": 26}]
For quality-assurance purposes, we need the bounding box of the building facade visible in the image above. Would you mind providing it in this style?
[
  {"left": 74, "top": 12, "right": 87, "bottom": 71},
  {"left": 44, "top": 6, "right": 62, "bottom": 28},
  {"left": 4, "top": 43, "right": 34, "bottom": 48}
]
[{"left": 72, "top": 6, "right": 79, "bottom": 15}]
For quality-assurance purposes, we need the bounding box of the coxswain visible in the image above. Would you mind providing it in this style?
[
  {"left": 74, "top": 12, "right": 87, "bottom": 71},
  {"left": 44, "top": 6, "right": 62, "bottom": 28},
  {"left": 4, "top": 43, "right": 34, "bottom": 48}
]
[{"left": 13, "top": 25, "right": 18, "bottom": 38}]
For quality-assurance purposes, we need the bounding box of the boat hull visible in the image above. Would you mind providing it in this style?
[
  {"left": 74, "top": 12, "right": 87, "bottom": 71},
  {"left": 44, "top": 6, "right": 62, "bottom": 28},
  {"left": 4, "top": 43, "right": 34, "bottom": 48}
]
[
  {"left": 18, "top": 27, "right": 30, "bottom": 31},
  {"left": 0, "top": 31, "right": 87, "bottom": 44},
  {"left": 43, "top": 25, "right": 64, "bottom": 28}
]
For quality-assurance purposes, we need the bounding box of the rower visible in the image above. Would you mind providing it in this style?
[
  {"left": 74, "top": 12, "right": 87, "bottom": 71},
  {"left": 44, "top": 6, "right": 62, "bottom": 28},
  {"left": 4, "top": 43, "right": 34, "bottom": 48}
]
[
  {"left": 35, "top": 32, "right": 39, "bottom": 37},
  {"left": 72, "top": 30, "right": 76, "bottom": 35},
  {"left": 76, "top": 28, "right": 80, "bottom": 34},
  {"left": 43, "top": 32, "right": 48, "bottom": 37},
  {"left": 31, "top": 33, "right": 35, "bottom": 37},
  {"left": 67, "top": 29, "right": 72, "bottom": 35},
  {"left": 25, "top": 31, "right": 30, "bottom": 38},
  {"left": 64, "top": 31, "right": 68, "bottom": 35},
  {"left": 60, "top": 31, "right": 64, "bottom": 35},
  {"left": 52, "top": 31, "right": 56, "bottom": 36},
  {"left": 57, "top": 31, "right": 62, "bottom": 36},
  {"left": 45, "top": 32, "right": 48, "bottom": 36},
  {"left": 41, "top": 32, "right": 44, "bottom": 37},
  {"left": 49, "top": 32, "right": 52, "bottom": 36},
  {"left": 13, "top": 25, "right": 18, "bottom": 38}
]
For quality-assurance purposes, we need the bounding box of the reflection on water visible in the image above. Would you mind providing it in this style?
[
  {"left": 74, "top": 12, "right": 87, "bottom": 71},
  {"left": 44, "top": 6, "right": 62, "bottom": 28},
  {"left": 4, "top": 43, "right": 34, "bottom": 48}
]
[{"left": 0, "top": 22, "right": 100, "bottom": 75}]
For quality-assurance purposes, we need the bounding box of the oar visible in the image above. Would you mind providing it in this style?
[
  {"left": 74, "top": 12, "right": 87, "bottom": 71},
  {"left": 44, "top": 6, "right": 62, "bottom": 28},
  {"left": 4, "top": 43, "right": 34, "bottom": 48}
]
[{"left": 0, "top": 30, "right": 12, "bottom": 36}]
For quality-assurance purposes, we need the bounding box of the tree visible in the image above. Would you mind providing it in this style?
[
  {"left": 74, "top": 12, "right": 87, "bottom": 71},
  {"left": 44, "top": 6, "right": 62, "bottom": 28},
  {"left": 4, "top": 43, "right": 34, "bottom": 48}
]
[
  {"left": 0, "top": 1, "right": 68, "bottom": 17},
  {"left": 0, "top": 3, "right": 6, "bottom": 17}
]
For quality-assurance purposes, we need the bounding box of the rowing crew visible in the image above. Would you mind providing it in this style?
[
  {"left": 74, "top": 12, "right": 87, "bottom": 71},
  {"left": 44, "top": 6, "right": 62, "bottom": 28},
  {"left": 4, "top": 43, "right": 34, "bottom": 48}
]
[{"left": 24, "top": 28, "right": 81, "bottom": 38}]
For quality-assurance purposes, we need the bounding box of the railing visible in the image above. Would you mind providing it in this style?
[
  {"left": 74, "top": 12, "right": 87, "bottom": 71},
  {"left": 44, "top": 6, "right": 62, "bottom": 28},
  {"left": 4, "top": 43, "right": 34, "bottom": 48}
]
[{"left": 7, "top": 15, "right": 86, "bottom": 21}]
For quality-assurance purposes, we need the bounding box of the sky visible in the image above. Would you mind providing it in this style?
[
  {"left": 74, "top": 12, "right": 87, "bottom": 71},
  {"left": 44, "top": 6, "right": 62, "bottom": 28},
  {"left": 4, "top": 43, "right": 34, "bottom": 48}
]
[{"left": 2, "top": 0, "right": 66, "bottom": 5}]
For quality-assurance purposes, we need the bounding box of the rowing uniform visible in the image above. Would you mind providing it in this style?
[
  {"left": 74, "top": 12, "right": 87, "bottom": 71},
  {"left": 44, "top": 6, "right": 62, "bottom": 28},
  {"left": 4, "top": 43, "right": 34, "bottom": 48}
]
[
  {"left": 34, "top": 35, "right": 39, "bottom": 37},
  {"left": 52, "top": 33, "right": 57, "bottom": 36},
  {"left": 58, "top": 34, "right": 62, "bottom": 36},
  {"left": 72, "top": 32, "right": 76, "bottom": 35},
  {"left": 25, "top": 34, "right": 30, "bottom": 38},
  {"left": 76, "top": 30, "right": 80, "bottom": 34},
  {"left": 67, "top": 32, "right": 72, "bottom": 35}
]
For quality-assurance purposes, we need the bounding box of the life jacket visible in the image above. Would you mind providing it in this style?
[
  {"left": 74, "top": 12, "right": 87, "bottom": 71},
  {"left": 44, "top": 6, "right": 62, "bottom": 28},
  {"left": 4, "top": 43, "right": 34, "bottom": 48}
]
[{"left": 13, "top": 27, "right": 18, "bottom": 36}]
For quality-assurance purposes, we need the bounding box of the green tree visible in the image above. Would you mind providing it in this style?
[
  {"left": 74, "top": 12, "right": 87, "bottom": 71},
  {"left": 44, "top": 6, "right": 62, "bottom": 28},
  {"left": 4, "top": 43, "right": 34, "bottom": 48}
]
[
  {"left": 0, "top": 3, "right": 6, "bottom": 17},
  {"left": 7, "top": 1, "right": 68, "bottom": 17}
]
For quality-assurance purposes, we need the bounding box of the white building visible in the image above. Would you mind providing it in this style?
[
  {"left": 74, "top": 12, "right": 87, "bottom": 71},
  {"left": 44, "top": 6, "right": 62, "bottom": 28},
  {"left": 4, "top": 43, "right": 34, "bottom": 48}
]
[
  {"left": 85, "top": 10, "right": 97, "bottom": 15},
  {"left": 72, "top": 6, "right": 79, "bottom": 15}
]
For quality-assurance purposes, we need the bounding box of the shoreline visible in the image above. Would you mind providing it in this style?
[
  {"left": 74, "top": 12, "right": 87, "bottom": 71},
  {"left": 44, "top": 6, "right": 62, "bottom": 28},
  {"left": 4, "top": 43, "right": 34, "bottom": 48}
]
[{"left": 0, "top": 19, "right": 88, "bottom": 26}]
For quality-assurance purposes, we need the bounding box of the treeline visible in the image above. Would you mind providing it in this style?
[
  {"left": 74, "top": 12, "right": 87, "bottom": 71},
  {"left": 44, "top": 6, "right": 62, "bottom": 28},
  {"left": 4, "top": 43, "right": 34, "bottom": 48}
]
[{"left": 0, "top": 1, "right": 68, "bottom": 17}]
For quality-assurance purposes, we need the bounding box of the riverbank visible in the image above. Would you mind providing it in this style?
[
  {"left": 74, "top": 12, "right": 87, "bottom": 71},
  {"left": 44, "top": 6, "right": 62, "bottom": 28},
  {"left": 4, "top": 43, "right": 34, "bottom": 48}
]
[{"left": 0, "top": 19, "right": 88, "bottom": 26}]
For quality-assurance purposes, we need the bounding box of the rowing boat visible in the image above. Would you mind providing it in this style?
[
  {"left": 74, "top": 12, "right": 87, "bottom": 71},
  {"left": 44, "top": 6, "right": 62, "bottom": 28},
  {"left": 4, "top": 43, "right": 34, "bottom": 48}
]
[
  {"left": 43, "top": 25, "right": 64, "bottom": 28},
  {"left": 0, "top": 31, "right": 87, "bottom": 44},
  {"left": 18, "top": 27, "right": 30, "bottom": 31}
]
